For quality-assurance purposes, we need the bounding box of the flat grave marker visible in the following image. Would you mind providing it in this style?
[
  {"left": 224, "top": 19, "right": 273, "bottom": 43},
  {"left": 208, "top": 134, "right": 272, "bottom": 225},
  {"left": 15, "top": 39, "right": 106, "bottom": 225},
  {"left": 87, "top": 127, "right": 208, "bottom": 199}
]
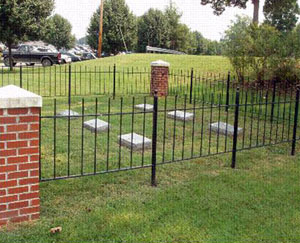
[
  {"left": 167, "top": 110, "right": 194, "bottom": 121},
  {"left": 57, "top": 110, "right": 79, "bottom": 119},
  {"left": 118, "top": 133, "right": 151, "bottom": 151},
  {"left": 84, "top": 119, "right": 109, "bottom": 133},
  {"left": 135, "top": 104, "right": 154, "bottom": 112},
  {"left": 210, "top": 122, "right": 243, "bottom": 136}
]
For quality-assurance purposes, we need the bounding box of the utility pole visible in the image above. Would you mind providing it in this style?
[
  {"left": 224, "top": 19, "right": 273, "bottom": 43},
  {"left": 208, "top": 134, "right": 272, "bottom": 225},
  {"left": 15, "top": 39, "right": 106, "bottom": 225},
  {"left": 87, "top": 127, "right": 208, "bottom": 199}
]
[{"left": 97, "top": 0, "right": 104, "bottom": 58}]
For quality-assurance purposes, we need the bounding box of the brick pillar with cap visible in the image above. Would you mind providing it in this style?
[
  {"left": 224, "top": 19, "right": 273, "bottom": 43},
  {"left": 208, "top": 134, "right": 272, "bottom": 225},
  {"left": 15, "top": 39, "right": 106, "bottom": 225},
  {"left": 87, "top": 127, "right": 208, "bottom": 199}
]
[
  {"left": 0, "top": 85, "right": 42, "bottom": 227},
  {"left": 151, "top": 60, "right": 170, "bottom": 97}
]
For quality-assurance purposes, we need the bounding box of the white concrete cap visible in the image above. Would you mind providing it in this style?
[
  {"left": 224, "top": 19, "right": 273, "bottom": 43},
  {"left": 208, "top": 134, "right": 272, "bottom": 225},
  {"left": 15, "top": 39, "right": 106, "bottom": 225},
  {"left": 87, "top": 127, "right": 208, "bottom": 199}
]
[
  {"left": 151, "top": 60, "right": 170, "bottom": 67},
  {"left": 0, "top": 85, "right": 42, "bottom": 109}
]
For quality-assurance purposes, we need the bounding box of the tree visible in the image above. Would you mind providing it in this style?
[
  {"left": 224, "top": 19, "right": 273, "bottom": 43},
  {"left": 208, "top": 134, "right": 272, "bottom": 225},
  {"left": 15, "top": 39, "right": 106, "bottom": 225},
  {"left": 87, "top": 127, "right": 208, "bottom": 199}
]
[
  {"left": 264, "top": 0, "right": 300, "bottom": 32},
  {"left": 87, "top": 0, "right": 137, "bottom": 55},
  {"left": 43, "top": 14, "right": 75, "bottom": 50},
  {"left": 165, "top": 2, "right": 182, "bottom": 50},
  {"left": 201, "top": 0, "right": 260, "bottom": 23},
  {"left": 0, "top": 0, "right": 54, "bottom": 70},
  {"left": 137, "top": 9, "right": 170, "bottom": 52}
]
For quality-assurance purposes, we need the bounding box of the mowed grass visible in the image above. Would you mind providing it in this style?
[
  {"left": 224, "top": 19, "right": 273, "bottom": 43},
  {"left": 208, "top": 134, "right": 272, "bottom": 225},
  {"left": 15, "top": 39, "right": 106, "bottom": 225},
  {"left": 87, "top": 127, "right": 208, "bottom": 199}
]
[
  {"left": 2, "top": 55, "right": 300, "bottom": 242},
  {"left": 1, "top": 144, "right": 300, "bottom": 242}
]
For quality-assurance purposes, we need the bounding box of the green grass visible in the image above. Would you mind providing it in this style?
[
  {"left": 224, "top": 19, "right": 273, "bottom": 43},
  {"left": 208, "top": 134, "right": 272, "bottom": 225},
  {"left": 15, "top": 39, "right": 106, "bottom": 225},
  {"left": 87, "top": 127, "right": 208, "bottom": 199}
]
[
  {"left": 2, "top": 144, "right": 300, "bottom": 242},
  {"left": 1, "top": 55, "right": 300, "bottom": 242}
]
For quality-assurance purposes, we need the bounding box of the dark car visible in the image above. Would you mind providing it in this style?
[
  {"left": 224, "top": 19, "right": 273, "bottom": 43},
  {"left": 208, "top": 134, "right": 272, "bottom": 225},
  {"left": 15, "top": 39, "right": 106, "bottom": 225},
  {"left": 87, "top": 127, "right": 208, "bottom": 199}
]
[
  {"left": 61, "top": 52, "right": 81, "bottom": 62},
  {"left": 81, "top": 52, "right": 97, "bottom": 61},
  {"left": 2, "top": 45, "right": 62, "bottom": 67}
]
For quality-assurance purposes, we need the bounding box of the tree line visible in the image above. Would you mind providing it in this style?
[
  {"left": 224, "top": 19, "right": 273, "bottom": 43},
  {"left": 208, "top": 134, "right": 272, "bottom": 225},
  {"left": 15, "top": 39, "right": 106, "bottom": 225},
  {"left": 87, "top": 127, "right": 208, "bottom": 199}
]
[{"left": 86, "top": 0, "right": 224, "bottom": 55}]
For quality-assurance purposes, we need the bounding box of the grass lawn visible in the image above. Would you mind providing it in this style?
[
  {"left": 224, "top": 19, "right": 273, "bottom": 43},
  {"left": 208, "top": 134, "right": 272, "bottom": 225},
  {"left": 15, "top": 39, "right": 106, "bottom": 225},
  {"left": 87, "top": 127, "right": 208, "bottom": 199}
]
[
  {"left": 1, "top": 55, "right": 300, "bottom": 242},
  {"left": 1, "top": 144, "right": 300, "bottom": 242}
]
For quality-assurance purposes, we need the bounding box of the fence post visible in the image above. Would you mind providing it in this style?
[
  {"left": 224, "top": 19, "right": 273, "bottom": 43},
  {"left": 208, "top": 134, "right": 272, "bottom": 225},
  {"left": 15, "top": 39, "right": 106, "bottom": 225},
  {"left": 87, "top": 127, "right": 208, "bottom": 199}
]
[
  {"left": 225, "top": 71, "right": 230, "bottom": 112},
  {"left": 0, "top": 85, "right": 42, "bottom": 227},
  {"left": 231, "top": 87, "right": 240, "bottom": 168},
  {"left": 189, "top": 68, "right": 194, "bottom": 104},
  {"left": 151, "top": 90, "right": 158, "bottom": 187},
  {"left": 270, "top": 79, "right": 276, "bottom": 123},
  {"left": 68, "top": 64, "right": 72, "bottom": 106},
  {"left": 20, "top": 66, "right": 23, "bottom": 88},
  {"left": 291, "top": 88, "right": 300, "bottom": 156},
  {"left": 113, "top": 64, "right": 116, "bottom": 99}
]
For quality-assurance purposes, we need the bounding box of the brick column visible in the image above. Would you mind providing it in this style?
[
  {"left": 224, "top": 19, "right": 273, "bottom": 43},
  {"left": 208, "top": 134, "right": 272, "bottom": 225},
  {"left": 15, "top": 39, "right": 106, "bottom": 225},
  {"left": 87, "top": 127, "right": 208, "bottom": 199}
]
[
  {"left": 0, "top": 85, "right": 42, "bottom": 227},
  {"left": 151, "top": 60, "right": 170, "bottom": 97}
]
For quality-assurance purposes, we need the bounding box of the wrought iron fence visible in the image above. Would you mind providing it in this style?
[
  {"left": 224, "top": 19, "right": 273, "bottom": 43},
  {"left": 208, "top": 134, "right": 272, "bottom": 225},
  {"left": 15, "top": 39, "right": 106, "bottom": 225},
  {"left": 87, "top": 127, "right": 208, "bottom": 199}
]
[{"left": 39, "top": 85, "right": 300, "bottom": 184}]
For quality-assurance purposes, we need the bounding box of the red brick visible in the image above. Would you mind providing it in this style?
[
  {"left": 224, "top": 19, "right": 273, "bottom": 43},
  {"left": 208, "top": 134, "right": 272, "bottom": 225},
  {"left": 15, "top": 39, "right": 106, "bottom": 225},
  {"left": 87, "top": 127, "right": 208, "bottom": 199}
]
[
  {"left": 0, "top": 149, "right": 17, "bottom": 157},
  {"left": 0, "top": 205, "right": 6, "bottom": 212},
  {"left": 0, "top": 143, "right": 4, "bottom": 149},
  {"left": 30, "top": 170, "right": 39, "bottom": 177},
  {"left": 30, "top": 124, "right": 39, "bottom": 131},
  {"left": 30, "top": 184, "right": 39, "bottom": 192},
  {"left": 18, "top": 132, "right": 39, "bottom": 140},
  {"left": 0, "top": 174, "right": 5, "bottom": 180},
  {"left": 0, "top": 190, "right": 6, "bottom": 196},
  {"left": 7, "top": 141, "right": 28, "bottom": 149},
  {"left": 30, "top": 108, "right": 40, "bottom": 114},
  {"left": 29, "top": 140, "right": 39, "bottom": 147},
  {"left": 7, "top": 124, "right": 28, "bottom": 132},
  {"left": 18, "top": 147, "right": 39, "bottom": 155},
  {"left": 19, "top": 192, "right": 39, "bottom": 200},
  {"left": 0, "top": 195, "right": 18, "bottom": 203},
  {"left": 31, "top": 199, "right": 40, "bottom": 206},
  {"left": 10, "top": 215, "right": 29, "bottom": 223},
  {"left": 31, "top": 213, "right": 40, "bottom": 220},
  {"left": 0, "top": 117, "right": 16, "bottom": 124},
  {"left": 0, "top": 165, "right": 17, "bottom": 173},
  {"left": 19, "top": 163, "right": 39, "bottom": 171},
  {"left": 8, "top": 186, "right": 29, "bottom": 195},
  {"left": 0, "top": 133, "right": 16, "bottom": 141},
  {"left": 19, "top": 116, "right": 39, "bottom": 123},
  {"left": 19, "top": 177, "right": 39, "bottom": 185},
  {"left": 0, "top": 180, "right": 17, "bottom": 189},
  {"left": 0, "top": 109, "right": 3, "bottom": 116},
  {"left": 30, "top": 155, "right": 39, "bottom": 162},
  {"left": 9, "top": 201, "right": 29, "bottom": 210},
  {"left": 0, "top": 126, "right": 4, "bottom": 132},
  {"left": 0, "top": 219, "right": 8, "bottom": 226},
  {"left": 7, "top": 156, "right": 28, "bottom": 164},
  {"left": 7, "top": 108, "right": 28, "bottom": 115},
  {"left": 0, "top": 159, "right": 5, "bottom": 165},
  {"left": 8, "top": 171, "right": 28, "bottom": 180},
  {"left": 20, "top": 206, "right": 39, "bottom": 215}
]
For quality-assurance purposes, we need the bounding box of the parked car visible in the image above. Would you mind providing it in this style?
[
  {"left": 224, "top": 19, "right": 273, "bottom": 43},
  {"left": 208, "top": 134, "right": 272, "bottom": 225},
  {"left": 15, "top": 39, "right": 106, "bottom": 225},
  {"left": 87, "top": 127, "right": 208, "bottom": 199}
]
[
  {"left": 2, "top": 45, "right": 62, "bottom": 67},
  {"left": 81, "top": 52, "right": 97, "bottom": 61},
  {"left": 37, "top": 47, "right": 71, "bottom": 64},
  {"left": 61, "top": 52, "right": 81, "bottom": 62}
]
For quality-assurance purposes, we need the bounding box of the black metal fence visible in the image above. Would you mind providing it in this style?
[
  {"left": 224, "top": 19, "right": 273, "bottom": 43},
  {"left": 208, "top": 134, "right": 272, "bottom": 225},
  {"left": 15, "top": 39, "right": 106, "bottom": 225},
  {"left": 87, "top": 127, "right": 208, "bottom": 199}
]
[{"left": 39, "top": 84, "right": 300, "bottom": 184}]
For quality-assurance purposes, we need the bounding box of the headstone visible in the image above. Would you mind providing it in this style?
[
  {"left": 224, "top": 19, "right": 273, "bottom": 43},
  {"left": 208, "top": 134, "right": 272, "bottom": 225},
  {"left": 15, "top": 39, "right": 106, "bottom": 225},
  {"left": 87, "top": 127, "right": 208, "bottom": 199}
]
[
  {"left": 135, "top": 104, "right": 154, "bottom": 112},
  {"left": 118, "top": 133, "right": 152, "bottom": 151},
  {"left": 84, "top": 119, "right": 109, "bottom": 133},
  {"left": 167, "top": 111, "right": 194, "bottom": 121},
  {"left": 57, "top": 110, "right": 79, "bottom": 119},
  {"left": 210, "top": 122, "right": 243, "bottom": 136}
]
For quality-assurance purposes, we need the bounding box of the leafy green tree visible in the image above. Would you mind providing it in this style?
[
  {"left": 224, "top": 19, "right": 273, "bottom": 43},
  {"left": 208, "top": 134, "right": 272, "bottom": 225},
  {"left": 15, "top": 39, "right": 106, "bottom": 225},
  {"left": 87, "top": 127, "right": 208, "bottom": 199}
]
[
  {"left": 192, "top": 31, "right": 206, "bottom": 54},
  {"left": 43, "top": 14, "right": 75, "bottom": 50},
  {"left": 201, "top": 0, "right": 260, "bottom": 23},
  {"left": 264, "top": 0, "right": 300, "bottom": 32},
  {"left": 87, "top": 0, "right": 137, "bottom": 55},
  {"left": 137, "top": 9, "right": 170, "bottom": 52},
  {"left": 165, "top": 2, "right": 182, "bottom": 50},
  {"left": 0, "top": 0, "right": 54, "bottom": 70}
]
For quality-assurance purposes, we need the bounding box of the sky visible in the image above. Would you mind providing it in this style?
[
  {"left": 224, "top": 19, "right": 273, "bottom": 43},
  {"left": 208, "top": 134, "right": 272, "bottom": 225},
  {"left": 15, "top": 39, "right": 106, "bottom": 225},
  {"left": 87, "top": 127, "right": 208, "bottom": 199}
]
[{"left": 54, "top": 0, "right": 285, "bottom": 41}]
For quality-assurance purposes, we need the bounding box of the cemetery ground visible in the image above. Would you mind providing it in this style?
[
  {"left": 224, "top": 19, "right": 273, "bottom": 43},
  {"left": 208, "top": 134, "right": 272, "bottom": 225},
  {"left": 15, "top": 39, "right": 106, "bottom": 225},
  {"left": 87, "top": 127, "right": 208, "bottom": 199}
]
[{"left": 1, "top": 54, "right": 300, "bottom": 242}]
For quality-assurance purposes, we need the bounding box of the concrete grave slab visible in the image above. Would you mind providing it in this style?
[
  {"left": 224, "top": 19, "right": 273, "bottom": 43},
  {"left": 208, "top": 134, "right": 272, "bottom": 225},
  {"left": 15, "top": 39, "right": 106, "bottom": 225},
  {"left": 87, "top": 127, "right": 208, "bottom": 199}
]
[
  {"left": 57, "top": 110, "right": 79, "bottom": 119},
  {"left": 118, "top": 133, "right": 152, "bottom": 151},
  {"left": 135, "top": 104, "right": 154, "bottom": 112},
  {"left": 210, "top": 122, "right": 243, "bottom": 136},
  {"left": 84, "top": 119, "right": 109, "bottom": 133},
  {"left": 167, "top": 110, "right": 194, "bottom": 121}
]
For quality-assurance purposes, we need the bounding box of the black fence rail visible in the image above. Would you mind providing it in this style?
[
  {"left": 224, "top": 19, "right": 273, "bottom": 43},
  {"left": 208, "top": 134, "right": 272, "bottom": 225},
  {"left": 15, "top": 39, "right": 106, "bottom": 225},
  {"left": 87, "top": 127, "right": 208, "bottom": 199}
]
[{"left": 39, "top": 85, "right": 300, "bottom": 183}]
